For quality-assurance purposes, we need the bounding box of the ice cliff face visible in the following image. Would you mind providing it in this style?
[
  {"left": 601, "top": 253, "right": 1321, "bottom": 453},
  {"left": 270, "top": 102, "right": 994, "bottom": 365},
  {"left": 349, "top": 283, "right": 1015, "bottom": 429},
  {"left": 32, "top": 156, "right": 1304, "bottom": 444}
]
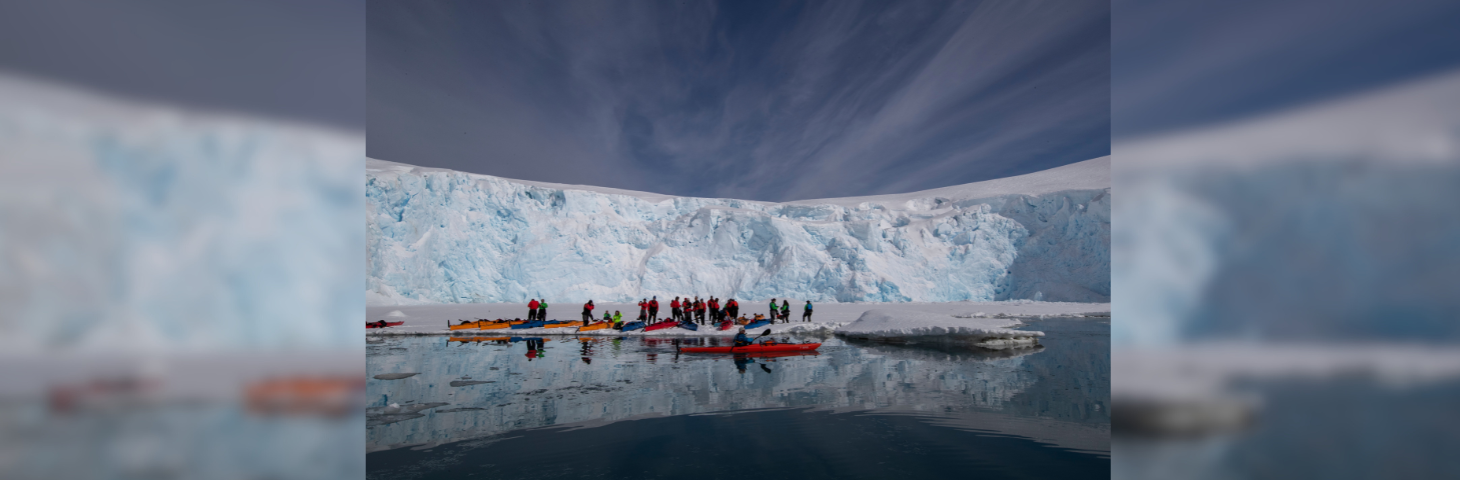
[
  {"left": 367, "top": 157, "right": 1109, "bottom": 305},
  {"left": 0, "top": 74, "right": 363, "bottom": 351}
]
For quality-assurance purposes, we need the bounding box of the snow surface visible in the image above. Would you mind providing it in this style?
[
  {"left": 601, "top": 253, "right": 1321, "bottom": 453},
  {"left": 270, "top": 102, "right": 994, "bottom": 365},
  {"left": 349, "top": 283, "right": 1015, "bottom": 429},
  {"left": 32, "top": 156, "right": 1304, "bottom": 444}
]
[{"left": 367, "top": 156, "right": 1108, "bottom": 306}]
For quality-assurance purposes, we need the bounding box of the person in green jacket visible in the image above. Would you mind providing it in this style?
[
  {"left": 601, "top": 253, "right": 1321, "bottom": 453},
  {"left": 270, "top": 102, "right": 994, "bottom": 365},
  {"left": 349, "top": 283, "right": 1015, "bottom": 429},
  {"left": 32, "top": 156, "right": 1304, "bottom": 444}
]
[
  {"left": 803, "top": 300, "right": 813, "bottom": 322},
  {"left": 780, "top": 300, "right": 790, "bottom": 323},
  {"left": 537, "top": 300, "right": 548, "bottom": 321},
  {"left": 769, "top": 298, "right": 778, "bottom": 321},
  {"left": 612, "top": 310, "right": 623, "bottom": 329}
]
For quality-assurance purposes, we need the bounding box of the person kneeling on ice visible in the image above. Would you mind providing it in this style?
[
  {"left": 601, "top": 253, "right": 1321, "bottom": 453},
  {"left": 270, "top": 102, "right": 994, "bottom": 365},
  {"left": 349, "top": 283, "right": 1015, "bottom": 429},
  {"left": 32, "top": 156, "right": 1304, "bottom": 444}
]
[{"left": 733, "top": 327, "right": 753, "bottom": 347}]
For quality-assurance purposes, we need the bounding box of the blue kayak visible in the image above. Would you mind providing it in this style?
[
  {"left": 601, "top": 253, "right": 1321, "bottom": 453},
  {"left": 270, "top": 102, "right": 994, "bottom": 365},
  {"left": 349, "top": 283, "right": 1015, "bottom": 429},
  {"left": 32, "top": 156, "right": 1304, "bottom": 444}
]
[
  {"left": 620, "top": 321, "right": 645, "bottom": 331},
  {"left": 510, "top": 321, "right": 546, "bottom": 329},
  {"left": 678, "top": 321, "right": 699, "bottom": 331},
  {"left": 744, "top": 319, "right": 772, "bottom": 330}
]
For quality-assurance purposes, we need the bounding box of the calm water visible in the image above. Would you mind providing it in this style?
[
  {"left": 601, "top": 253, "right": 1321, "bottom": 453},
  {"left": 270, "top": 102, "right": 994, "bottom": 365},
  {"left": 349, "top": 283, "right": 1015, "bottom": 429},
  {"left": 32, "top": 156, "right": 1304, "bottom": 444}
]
[{"left": 366, "top": 318, "right": 1110, "bottom": 479}]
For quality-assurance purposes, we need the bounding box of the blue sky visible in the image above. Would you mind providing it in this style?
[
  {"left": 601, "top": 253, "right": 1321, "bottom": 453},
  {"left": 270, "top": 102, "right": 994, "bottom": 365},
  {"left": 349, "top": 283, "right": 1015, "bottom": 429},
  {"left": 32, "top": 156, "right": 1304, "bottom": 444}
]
[{"left": 368, "top": 0, "right": 1111, "bottom": 201}]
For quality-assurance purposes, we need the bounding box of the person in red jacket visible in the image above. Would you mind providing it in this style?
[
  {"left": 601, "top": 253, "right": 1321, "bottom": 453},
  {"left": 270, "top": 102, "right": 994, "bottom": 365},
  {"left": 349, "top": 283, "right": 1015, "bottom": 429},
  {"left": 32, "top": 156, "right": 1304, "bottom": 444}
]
[
  {"left": 696, "top": 298, "right": 707, "bottom": 324},
  {"left": 637, "top": 299, "right": 648, "bottom": 321},
  {"left": 649, "top": 297, "right": 659, "bottom": 322},
  {"left": 670, "top": 297, "right": 681, "bottom": 322},
  {"left": 726, "top": 298, "right": 739, "bottom": 319},
  {"left": 528, "top": 299, "right": 540, "bottom": 321},
  {"left": 581, "top": 300, "right": 595, "bottom": 326},
  {"left": 708, "top": 298, "right": 720, "bottom": 322}
]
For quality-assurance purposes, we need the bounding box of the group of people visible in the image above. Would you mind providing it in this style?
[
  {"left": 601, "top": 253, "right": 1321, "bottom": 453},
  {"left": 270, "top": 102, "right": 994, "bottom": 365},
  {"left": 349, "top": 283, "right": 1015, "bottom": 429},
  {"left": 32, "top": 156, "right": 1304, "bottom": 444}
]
[
  {"left": 662, "top": 296, "right": 739, "bottom": 325},
  {"left": 556, "top": 296, "right": 814, "bottom": 329},
  {"left": 765, "top": 298, "right": 814, "bottom": 323},
  {"left": 525, "top": 299, "right": 548, "bottom": 321},
  {"left": 579, "top": 300, "right": 626, "bottom": 328}
]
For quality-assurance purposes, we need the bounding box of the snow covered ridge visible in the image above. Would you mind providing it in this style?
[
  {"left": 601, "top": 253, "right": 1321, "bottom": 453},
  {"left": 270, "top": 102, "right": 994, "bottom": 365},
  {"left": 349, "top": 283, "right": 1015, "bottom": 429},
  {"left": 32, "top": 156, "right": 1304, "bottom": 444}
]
[
  {"left": 836, "top": 310, "right": 1043, "bottom": 349},
  {"left": 367, "top": 157, "right": 1109, "bottom": 305}
]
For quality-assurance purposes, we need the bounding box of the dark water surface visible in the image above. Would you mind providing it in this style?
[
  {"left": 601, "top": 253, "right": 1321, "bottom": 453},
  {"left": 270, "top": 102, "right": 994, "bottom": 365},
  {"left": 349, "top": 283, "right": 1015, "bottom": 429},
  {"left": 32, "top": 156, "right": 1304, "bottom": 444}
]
[{"left": 367, "top": 318, "right": 1109, "bottom": 479}]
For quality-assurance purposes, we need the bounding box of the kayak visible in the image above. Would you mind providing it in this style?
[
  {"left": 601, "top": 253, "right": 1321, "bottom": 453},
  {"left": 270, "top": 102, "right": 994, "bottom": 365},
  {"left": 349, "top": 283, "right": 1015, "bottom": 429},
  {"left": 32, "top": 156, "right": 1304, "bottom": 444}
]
[
  {"left": 744, "top": 319, "right": 772, "bottom": 330},
  {"left": 448, "top": 321, "right": 484, "bottom": 330},
  {"left": 718, "top": 320, "right": 734, "bottom": 331},
  {"left": 479, "top": 322, "right": 511, "bottom": 330},
  {"left": 620, "top": 321, "right": 645, "bottom": 332},
  {"left": 577, "top": 322, "right": 610, "bottom": 332},
  {"left": 543, "top": 321, "right": 578, "bottom": 329},
  {"left": 644, "top": 321, "right": 679, "bottom": 332},
  {"left": 368, "top": 321, "right": 404, "bottom": 329},
  {"left": 679, "top": 342, "right": 821, "bottom": 354},
  {"left": 679, "top": 321, "right": 698, "bottom": 331},
  {"left": 510, "top": 321, "right": 546, "bottom": 330}
]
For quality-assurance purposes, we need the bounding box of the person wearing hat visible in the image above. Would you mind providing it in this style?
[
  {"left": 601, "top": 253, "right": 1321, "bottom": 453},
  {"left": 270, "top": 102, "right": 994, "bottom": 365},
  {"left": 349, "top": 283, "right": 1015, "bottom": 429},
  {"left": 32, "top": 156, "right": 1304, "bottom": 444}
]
[{"left": 733, "top": 327, "right": 752, "bottom": 347}]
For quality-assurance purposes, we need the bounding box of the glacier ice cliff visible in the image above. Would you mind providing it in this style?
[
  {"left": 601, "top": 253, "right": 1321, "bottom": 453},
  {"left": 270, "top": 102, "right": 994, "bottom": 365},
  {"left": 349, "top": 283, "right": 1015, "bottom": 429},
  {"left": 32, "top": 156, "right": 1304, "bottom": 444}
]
[{"left": 367, "top": 157, "right": 1109, "bottom": 305}]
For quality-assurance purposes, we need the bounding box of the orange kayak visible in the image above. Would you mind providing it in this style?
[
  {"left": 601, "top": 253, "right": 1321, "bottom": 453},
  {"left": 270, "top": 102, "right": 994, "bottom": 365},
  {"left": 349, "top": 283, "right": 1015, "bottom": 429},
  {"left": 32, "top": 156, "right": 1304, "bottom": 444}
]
[
  {"left": 449, "top": 321, "right": 486, "bottom": 330},
  {"left": 543, "top": 321, "right": 579, "bottom": 329},
  {"left": 577, "top": 322, "right": 611, "bottom": 332}
]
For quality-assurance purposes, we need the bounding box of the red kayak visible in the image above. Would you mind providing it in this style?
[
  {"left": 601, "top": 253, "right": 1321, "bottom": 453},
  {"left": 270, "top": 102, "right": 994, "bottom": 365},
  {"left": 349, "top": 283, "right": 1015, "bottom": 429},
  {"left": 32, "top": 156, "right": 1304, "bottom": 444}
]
[
  {"left": 644, "top": 321, "right": 680, "bottom": 332},
  {"left": 367, "top": 321, "right": 404, "bottom": 329},
  {"left": 678, "top": 342, "right": 820, "bottom": 354}
]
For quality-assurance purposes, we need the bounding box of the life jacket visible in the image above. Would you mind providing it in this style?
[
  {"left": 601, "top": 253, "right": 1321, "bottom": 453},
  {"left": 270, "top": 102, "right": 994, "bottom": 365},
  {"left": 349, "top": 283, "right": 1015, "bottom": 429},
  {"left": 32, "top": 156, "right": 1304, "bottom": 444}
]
[
  {"left": 529, "top": 300, "right": 539, "bottom": 309},
  {"left": 671, "top": 300, "right": 680, "bottom": 309},
  {"left": 728, "top": 300, "right": 737, "bottom": 308},
  {"left": 650, "top": 300, "right": 658, "bottom": 309}
]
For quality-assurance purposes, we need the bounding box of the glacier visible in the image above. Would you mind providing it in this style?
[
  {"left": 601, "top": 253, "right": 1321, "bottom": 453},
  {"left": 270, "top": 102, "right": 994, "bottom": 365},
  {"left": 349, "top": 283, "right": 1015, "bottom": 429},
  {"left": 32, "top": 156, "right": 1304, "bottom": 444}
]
[
  {"left": 367, "top": 156, "right": 1109, "bottom": 305},
  {"left": 0, "top": 74, "right": 364, "bottom": 351}
]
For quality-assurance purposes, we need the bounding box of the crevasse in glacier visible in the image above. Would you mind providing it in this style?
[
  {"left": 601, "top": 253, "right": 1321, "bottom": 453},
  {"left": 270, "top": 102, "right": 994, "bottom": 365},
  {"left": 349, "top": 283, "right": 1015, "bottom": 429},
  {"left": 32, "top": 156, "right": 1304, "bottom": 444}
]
[{"left": 367, "top": 157, "right": 1109, "bottom": 305}]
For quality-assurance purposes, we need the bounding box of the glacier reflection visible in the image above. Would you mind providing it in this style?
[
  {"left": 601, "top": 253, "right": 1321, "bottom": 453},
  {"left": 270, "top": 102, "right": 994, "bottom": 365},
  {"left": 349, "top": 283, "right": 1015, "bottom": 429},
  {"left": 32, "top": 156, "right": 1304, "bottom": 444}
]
[{"left": 367, "top": 319, "right": 1108, "bottom": 454}]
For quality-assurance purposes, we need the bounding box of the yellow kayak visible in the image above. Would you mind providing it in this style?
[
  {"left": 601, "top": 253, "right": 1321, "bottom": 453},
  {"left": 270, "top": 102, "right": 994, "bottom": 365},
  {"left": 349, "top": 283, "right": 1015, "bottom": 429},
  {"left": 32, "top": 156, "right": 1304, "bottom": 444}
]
[
  {"left": 478, "top": 322, "right": 512, "bottom": 330},
  {"left": 543, "top": 321, "right": 580, "bottom": 329}
]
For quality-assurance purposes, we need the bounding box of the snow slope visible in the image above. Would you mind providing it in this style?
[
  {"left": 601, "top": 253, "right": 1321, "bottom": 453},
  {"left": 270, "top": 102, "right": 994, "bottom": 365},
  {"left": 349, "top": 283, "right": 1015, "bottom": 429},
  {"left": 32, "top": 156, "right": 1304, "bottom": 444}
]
[{"left": 368, "top": 157, "right": 1108, "bottom": 306}]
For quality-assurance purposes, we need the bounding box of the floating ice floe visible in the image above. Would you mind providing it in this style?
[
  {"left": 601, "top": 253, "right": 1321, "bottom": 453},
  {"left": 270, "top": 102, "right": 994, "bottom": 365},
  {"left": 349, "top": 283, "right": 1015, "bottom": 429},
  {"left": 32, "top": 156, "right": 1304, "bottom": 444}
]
[{"left": 835, "top": 310, "right": 1043, "bottom": 348}]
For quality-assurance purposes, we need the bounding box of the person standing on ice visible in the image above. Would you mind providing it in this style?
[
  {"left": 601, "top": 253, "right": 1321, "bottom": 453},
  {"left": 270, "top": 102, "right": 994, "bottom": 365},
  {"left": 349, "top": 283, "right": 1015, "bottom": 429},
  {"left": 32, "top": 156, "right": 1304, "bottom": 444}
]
[
  {"left": 708, "top": 298, "right": 719, "bottom": 322},
  {"left": 769, "top": 298, "right": 778, "bottom": 321},
  {"left": 528, "top": 299, "right": 540, "bottom": 322},
  {"left": 803, "top": 301, "right": 813, "bottom": 322},
  {"left": 637, "top": 299, "right": 648, "bottom": 321},
  {"left": 697, "top": 298, "right": 707, "bottom": 324},
  {"left": 726, "top": 298, "right": 739, "bottom": 319},
  {"left": 649, "top": 297, "right": 659, "bottom": 322},
  {"left": 538, "top": 299, "right": 548, "bottom": 322},
  {"left": 670, "top": 297, "right": 681, "bottom": 322},
  {"left": 581, "top": 300, "right": 595, "bottom": 326},
  {"left": 781, "top": 300, "right": 791, "bottom": 323}
]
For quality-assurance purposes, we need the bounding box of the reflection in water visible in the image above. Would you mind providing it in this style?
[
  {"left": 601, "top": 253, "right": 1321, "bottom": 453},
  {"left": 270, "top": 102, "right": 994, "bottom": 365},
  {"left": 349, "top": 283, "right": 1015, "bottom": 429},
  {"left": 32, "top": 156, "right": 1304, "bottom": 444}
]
[{"left": 368, "top": 318, "right": 1108, "bottom": 461}]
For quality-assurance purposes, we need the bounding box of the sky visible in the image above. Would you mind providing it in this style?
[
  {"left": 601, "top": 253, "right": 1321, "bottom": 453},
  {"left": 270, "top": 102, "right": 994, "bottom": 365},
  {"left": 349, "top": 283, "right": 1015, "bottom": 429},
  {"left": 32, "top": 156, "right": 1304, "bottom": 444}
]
[
  {"left": 1114, "top": 0, "right": 1460, "bottom": 139},
  {"left": 0, "top": 0, "right": 364, "bottom": 130},
  {"left": 368, "top": 0, "right": 1111, "bottom": 202}
]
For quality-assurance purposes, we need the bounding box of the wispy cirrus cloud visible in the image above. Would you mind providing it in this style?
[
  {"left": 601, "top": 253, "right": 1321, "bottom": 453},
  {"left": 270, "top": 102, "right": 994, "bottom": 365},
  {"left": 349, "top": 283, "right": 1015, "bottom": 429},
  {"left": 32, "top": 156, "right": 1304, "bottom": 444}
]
[{"left": 369, "top": 0, "right": 1109, "bottom": 201}]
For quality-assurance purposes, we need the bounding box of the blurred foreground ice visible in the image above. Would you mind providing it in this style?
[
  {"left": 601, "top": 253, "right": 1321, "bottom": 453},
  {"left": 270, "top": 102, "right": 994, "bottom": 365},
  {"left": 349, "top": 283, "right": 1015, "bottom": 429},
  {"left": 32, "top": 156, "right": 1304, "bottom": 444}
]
[
  {"left": 0, "top": 73, "right": 364, "bottom": 479},
  {"left": 1112, "top": 58, "right": 1460, "bottom": 479}
]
